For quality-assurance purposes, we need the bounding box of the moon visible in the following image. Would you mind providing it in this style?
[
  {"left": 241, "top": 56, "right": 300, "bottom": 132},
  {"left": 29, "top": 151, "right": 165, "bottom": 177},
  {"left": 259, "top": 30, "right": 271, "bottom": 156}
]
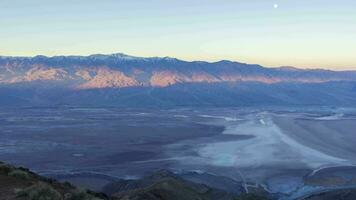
[{"left": 273, "top": 4, "right": 279, "bottom": 8}]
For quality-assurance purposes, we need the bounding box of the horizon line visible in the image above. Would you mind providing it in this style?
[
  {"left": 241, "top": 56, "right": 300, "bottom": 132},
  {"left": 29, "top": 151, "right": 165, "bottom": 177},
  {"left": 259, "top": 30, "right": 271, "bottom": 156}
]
[{"left": 0, "top": 52, "right": 354, "bottom": 72}]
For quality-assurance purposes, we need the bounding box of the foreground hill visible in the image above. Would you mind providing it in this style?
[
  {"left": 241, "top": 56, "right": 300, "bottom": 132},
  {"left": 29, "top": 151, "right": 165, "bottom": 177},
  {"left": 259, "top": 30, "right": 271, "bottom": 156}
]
[
  {"left": 3, "top": 161, "right": 356, "bottom": 200},
  {"left": 0, "top": 161, "right": 107, "bottom": 200},
  {"left": 109, "top": 170, "right": 239, "bottom": 200},
  {"left": 0, "top": 161, "right": 268, "bottom": 200},
  {"left": 1, "top": 53, "right": 356, "bottom": 107},
  {"left": 303, "top": 189, "right": 356, "bottom": 200}
]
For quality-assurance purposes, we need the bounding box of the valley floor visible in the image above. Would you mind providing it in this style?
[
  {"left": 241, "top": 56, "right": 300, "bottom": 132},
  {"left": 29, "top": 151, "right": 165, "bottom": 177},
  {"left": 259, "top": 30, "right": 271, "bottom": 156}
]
[{"left": 1, "top": 106, "right": 356, "bottom": 199}]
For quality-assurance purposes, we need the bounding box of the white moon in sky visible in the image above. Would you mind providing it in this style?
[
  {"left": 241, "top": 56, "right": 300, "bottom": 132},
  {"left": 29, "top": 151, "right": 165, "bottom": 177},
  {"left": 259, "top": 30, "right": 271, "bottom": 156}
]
[{"left": 274, "top": 4, "right": 279, "bottom": 8}]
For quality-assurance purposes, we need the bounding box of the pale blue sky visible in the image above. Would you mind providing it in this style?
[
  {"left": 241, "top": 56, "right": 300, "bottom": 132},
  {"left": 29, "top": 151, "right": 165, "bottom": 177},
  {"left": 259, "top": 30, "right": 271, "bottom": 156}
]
[{"left": 1, "top": 0, "right": 356, "bottom": 69}]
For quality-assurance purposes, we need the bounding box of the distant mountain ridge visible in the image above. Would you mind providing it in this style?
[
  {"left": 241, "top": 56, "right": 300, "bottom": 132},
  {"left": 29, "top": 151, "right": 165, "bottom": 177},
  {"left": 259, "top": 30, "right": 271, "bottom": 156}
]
[
  {"left": 1, "top": 53, "right": 356, "bottom": 107},
  {"left": 1, "top": 53, "right": 356, "bottom": 89}
]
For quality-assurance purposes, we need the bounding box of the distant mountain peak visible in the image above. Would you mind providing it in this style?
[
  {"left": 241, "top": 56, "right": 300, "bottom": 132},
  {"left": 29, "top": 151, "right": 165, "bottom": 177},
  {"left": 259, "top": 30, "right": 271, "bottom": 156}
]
[
  {"left": 86, "top": 53, "right": 182, "bottom": 63},
  {"left": 278, "top": 66, "right": 301, "bottom": 71},
  {"left": 216, "top": 60, "right": 233, "bottom": 63},
  {"left": 214, "top": 60, "right": 246, "bottom": 65},
  {"left": 87, "top": 53, "right": 142, "bottom": 61},
  {"left": 110, "top": 53, "right": 143, "bottom": 60}
]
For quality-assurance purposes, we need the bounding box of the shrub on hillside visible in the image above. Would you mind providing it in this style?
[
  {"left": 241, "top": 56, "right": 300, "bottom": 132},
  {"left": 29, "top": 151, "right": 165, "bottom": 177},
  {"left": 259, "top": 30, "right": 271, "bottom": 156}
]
[
  {"left": 8, "top": 170, "right": 31, "bottom": 180},
  {"left": 64, "top": 189, "right": 102, "bottom": 200},
  {"left": 0, "top": 163, "right": 13, "bottom": 174},
  {"left": 235, "top": 193, "right": 269, "bottom": 200},
  {"left": 15, "top": 183, "right": 62, "bottom": 200}
]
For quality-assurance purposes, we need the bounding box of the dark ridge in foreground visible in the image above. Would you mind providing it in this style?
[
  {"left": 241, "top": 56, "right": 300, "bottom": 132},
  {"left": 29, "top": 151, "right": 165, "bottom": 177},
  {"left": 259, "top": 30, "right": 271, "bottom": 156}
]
[
  {"left": 2, "top": 161, "right": 356, "bottom": 200},
  {"left": 0, "top": 161, "right": 107, "bottom": 200},
  {"left": 0, "top": 161, "right": 267, "bottom": 200},
  {"left": 303, "top": 189, "right": 356, "bottom": 200}
]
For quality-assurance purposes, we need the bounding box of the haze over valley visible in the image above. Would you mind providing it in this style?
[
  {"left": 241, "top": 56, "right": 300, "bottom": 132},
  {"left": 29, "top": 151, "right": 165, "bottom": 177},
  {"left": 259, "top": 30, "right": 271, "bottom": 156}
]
[{"left": 2, "top": 106, "right": 356, "bottom": 200}]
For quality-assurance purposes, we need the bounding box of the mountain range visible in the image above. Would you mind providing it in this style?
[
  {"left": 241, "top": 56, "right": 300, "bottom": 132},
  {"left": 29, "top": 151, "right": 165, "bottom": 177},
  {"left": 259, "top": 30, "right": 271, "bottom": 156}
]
[{"left": 1, "top": 53, "right": 356, "bottom": 107}]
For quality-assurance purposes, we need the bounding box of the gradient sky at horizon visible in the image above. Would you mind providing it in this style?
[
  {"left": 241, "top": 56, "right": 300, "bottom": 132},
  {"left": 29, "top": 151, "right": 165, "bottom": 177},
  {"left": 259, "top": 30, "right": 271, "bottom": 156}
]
[{"left": 1, "top": 0, "right": 356, "bottom": 69}]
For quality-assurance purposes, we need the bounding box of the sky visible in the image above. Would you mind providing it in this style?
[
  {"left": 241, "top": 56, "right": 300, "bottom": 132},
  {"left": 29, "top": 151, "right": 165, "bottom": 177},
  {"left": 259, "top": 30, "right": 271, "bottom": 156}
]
[{"left": 1, "top": 0, "right": 356, "bottom": 70}]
